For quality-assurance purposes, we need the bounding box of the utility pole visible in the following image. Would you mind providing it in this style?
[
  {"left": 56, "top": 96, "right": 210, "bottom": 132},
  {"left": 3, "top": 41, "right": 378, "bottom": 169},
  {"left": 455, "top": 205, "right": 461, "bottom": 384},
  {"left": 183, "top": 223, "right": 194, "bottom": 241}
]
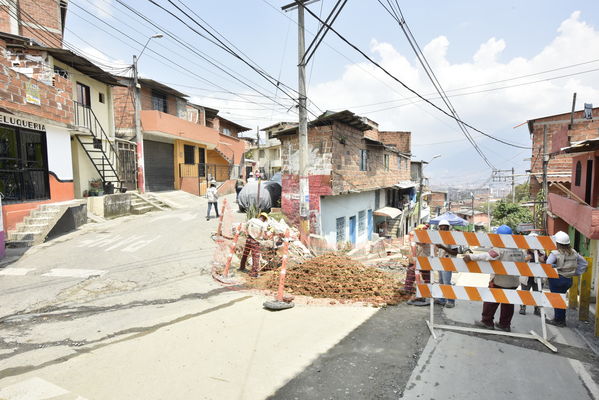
[
  {"left": 133, "top": 55, "right": 145, "bottom": 193},
  {"left": 282, "top": 0, "right": 312, "bottom": 243},
  {"left": 417, "top": 173, "right": 424, "bottom": 225},
  {"left": 511, "top": 167, "right": 515, "bottom": 203},
  {"left": 542, "top": 125, "right": 548, "bottom": 232},
  {"left": 487, "top": 185, "right": 491, "bottom": 231},
  {"left": 471, "top": 192, "right": 475, "bottom": 232}
]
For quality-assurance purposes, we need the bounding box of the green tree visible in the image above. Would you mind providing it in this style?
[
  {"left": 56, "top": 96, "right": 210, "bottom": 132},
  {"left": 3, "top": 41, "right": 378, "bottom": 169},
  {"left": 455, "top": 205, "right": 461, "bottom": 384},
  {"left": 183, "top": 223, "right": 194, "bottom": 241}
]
[
  {"left": 492, "top": 200, "right": 532, "bottom": 230},
  {"left": 506, "top": 183, "right": 530, "bottom": 203}
]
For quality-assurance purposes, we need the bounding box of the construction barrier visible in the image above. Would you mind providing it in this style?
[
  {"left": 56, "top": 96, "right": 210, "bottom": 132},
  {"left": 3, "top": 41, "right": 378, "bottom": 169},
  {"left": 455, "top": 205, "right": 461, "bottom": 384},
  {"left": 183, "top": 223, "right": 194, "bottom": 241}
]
[
  {"left": 413, "top": 229, "right": 563, "bottom": 352},
  {"left": 414, "top": 230, "right": 557, "bottom": 250},
  {"left": 416, "top": 257, "right": 558, "bottom": 278}
]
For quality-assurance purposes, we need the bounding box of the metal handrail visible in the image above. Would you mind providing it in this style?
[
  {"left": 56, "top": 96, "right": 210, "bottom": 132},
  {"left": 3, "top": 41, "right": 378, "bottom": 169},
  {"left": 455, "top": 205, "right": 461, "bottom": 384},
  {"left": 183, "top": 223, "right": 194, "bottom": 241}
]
[{"left": 73, "top": 101, "right": 123, "bottom": 183}]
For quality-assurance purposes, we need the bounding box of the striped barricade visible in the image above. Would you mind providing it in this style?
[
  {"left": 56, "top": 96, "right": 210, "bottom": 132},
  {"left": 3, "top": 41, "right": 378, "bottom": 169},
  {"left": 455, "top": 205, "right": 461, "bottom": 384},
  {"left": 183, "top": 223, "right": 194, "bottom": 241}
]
[
  {"left": 412, "top": 229, "right": 560, "bottom": 352},
  {"left": 414, "top": 230, "right": 556, "bottom": 250},
  {"left": 416, "top": 284, "right": 567, "bottom": 309},
  {"left": 415, "top": 256, "right": 558, "bottom": 278}
]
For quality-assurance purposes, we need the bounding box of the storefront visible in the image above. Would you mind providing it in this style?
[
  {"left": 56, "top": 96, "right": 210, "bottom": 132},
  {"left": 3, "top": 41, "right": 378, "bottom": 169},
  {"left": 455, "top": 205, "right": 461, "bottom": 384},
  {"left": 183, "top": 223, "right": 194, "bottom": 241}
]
[
  {"left": 0, "top": 113, "right": 49, "bottom": 203},
  {"left": 0, "top": 112, "right": 74, "bottom": 232}
]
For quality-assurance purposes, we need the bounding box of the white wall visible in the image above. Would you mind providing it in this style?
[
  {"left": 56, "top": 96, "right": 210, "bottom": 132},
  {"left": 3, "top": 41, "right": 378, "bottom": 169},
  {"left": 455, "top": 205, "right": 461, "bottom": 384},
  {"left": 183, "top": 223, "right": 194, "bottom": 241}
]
[
  {"left": 45, "top": 125, "right": 73, "bottom": 181},
  {"left": 320, "top": 190, "right": 378, "bottom": 248},
  {"left": 71, "top": 138, "right": 101, "bottom": 198}
]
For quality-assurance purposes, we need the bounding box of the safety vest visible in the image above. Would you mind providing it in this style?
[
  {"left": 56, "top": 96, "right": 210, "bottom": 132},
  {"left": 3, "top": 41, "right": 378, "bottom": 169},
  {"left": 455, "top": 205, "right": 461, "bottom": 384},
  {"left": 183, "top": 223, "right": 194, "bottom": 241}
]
[
  {"left": 493, "top": 248, "right": 524, "bottom": 288},
  {"left": 552, "top": 250, "right": 579, "bottom": 278}
]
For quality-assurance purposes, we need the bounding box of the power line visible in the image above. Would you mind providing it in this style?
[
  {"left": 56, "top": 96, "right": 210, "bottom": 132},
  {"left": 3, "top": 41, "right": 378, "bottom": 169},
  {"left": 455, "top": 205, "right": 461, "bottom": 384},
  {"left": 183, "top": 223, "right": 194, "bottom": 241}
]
[
  {"left": 299, "top": 1, "right": 531, "bottom": 150},
  {"left": 380, "top": 0, "right": 494, "bottom": 169},
  {"left": 147, "top": 0, "right": 321, "bottom": 118}
]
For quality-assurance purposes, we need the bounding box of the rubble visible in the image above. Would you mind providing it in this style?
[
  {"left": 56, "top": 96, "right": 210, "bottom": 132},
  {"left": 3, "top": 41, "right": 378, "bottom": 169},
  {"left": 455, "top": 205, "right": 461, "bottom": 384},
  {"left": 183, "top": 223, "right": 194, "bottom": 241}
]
[{"left": 264, "top": 253, "right": 410, "bottom": 305}]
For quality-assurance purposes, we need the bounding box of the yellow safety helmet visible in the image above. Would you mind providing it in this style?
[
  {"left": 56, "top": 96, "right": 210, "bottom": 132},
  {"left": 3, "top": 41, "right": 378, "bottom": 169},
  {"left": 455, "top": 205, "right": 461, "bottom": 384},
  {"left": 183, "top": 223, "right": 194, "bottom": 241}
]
[{"left": 259, "top": 212, "right": 269, "bottom": 220}]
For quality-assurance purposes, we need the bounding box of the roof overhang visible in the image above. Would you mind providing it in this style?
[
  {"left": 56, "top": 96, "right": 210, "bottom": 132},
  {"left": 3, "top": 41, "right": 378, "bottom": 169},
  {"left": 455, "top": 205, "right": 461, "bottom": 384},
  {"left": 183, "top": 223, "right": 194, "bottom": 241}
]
[
  {"left": 143, "top": 130, "right": 217, "bottom": 149},
  {"left": 373, "top": 207, "right": 402, "bottom": 219},
  {"left": 562, "top": 138, "right": 599, "bottom": 154},
  {"left": 395, "top": 181, "right": 417, "bottom": 189}
]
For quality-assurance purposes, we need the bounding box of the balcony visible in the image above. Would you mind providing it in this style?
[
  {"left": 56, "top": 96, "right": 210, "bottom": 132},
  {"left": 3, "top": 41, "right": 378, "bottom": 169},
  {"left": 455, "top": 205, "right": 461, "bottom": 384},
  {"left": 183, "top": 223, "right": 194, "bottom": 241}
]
[
  {"left": 141, "top": 110, "right": 219, "bottom": 148},
  {"left": 548, "top": 193, "right": 599, "bottom": 239}
]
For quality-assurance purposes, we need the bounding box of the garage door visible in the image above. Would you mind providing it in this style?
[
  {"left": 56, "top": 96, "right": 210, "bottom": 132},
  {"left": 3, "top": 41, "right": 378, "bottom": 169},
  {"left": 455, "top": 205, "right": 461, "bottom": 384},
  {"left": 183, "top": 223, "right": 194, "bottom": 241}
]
[{"left": 144, "top": 140, "right": 174, "bottom": 191}]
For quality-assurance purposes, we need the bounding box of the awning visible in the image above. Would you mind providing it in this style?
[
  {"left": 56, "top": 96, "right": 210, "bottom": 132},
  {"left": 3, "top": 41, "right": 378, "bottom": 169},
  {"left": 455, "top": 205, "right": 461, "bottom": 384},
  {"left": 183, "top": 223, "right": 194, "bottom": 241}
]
[
  {"left": 373, "top": 207, "right": 403, "bottom": 219},
  {"left": 395, "top": 181, "right": 416, "bottom": 189}
]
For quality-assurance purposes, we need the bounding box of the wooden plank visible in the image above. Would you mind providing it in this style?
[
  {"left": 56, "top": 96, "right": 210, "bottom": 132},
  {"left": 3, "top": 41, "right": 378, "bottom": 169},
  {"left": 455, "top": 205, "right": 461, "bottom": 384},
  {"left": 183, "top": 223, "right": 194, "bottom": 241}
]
[
  {"left": 579, "top": 257, "right": 593, "bottom": 321},
  {"left": 568, "top": 275, "right": 579, "bottom": 309}
]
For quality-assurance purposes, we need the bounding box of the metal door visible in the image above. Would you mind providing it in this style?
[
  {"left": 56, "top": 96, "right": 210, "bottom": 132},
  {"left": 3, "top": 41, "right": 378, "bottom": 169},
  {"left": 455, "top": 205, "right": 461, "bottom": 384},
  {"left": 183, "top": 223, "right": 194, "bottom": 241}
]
[
  {"left": 349, "top": 215, "right": 356, "bottom": 245},
  {"left": 143, "top": 140, "right": 174, "bottom": 191},
  {"left": 367, "top": 209, "right": 373, "bottom": 240}
]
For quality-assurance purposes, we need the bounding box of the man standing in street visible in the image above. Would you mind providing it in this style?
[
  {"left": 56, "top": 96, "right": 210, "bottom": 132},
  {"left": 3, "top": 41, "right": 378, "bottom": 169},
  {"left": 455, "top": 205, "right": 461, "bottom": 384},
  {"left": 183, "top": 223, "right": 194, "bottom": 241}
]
[
  {"left": 465, "top": 224, "right": 523, "bottom": 332},
  {"left": 435, "top": 219, "right": 458, "bottom": 308},
  {"left": 206, "top": 183, "right": 219, "bottom": 221},
  {"left": 240, "top": 212, "right": 269, "bottom": 277}
]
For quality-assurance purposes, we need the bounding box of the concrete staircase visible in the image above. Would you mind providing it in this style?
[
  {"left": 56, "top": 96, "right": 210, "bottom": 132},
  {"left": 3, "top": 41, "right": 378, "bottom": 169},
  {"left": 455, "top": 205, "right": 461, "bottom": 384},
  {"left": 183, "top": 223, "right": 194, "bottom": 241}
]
[
  {"left": 6, "top": 202, "right": 74, "bottom": 247},
  {"left": 130, "top": 192, "right": 170, "bottom": 215}
]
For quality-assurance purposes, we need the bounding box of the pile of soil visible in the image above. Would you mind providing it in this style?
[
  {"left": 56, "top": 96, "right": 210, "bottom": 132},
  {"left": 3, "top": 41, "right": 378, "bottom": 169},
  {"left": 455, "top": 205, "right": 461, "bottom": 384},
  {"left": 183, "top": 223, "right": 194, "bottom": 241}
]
[{"left": 263, "top": 252, "right": 409, "bottom": 305}]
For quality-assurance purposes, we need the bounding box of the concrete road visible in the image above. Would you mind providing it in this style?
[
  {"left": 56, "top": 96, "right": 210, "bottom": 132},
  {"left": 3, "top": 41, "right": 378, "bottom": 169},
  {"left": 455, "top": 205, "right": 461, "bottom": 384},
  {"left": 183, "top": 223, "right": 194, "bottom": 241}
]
[{"left": 1, "top": 194, "right": 598, "bottom": 399}]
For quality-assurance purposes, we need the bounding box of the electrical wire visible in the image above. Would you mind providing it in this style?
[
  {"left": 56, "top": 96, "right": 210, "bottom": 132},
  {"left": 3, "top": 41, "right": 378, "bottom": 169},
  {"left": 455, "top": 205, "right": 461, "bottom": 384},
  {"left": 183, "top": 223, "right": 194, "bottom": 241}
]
[{"left": 299, "top": 1, "right": 531, "bottom": 150}]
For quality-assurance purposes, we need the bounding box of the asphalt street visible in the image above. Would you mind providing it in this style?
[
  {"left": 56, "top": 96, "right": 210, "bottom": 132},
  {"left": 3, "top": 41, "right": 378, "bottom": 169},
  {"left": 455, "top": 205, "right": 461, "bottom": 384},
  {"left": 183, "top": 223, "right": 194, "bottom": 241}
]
[{"left": 0, "top": 191, "right": 598, "bottom": 399}]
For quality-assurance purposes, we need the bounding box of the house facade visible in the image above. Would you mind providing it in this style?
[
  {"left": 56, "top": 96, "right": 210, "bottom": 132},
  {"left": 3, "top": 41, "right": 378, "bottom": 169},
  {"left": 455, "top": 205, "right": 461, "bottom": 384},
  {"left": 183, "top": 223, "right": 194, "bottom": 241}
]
[
  {"left": 546, "top": 138, "right": 599, "bottom": 323},
  {"left": 112, "top": 80, "right": 247, "bottom": 195},
  {"left": 275, "top": 110, "right": 412, "bottom": 248},
  {"left": 528, "top": 106, "right": 599, "bottom": 199}
]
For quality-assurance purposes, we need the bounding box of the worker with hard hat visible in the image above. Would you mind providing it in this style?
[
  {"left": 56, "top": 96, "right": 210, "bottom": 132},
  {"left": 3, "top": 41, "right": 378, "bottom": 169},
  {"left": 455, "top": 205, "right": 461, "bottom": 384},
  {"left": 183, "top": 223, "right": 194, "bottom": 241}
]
[
  {"left": 434, "top": 219, "right": 459, "bottom": 308},
  {"left": 544, "top": 231, "right": 588, "bottom": 327},
  {"left": 406, "top": 225, "right": 432, "bottom": 306},
  {"left": 464, "top": 224, "right": 524, "bottom": 332},
  {"left": 519, "top": 232, "right": 546, "bottom": 316},
  {"left": 239, "top": 212, "right": 269, "bottom": 277}
]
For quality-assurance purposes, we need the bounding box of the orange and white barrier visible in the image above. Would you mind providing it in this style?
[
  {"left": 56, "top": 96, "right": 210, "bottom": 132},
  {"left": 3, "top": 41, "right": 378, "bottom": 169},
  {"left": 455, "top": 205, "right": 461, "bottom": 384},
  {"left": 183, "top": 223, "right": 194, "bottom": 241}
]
[
  {"left": 416, "top": 284, "right": 567, "bottom": 309},
  {"left": 414, "top": 230, "right": 556, "bottom": 250},
  {"left": 415, "top": 256, "right": 558, "bottom": 278}
]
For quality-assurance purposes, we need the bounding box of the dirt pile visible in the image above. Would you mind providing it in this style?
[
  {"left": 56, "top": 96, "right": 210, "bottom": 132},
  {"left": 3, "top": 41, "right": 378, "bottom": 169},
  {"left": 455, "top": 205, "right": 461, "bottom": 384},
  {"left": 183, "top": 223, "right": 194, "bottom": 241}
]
[{"left": 266, "top": 252, "right": 409, "bottom": 305}]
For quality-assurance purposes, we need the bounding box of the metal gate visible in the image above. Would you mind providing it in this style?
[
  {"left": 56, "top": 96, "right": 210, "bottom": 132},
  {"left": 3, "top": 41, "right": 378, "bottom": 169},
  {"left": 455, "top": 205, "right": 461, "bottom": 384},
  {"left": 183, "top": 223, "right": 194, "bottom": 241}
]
[{"left": 143, "top": 140, "right": 174, "bottom": 191}]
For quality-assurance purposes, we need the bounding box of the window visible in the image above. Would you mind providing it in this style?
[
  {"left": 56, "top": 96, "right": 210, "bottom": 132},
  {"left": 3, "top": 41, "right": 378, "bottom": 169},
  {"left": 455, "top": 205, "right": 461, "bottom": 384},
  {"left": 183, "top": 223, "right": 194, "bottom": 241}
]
[
  {"left": 222, "top": 128, "right": 231, "bottom": 136},
  {"left": 336, "top": 217, "right": 346, "bottom": 243},
  {"left": 76, "top": 82, "right": 91, "bottom": 107},
  {"left": 398, "top": 156, "right": 402, "bottom": 170},
  {"left": 360, "top": 149, "right": 368, "bottom": 171},
  {"left": 184, "top": 145, "right": 195, "bottom": 164},
  {"left": 358, "top": 210, "right": 366, "bottom": 235},
  {"left": 53, "top": 66, "right": 68, "bottom": 79},
  {"left": 575, "top": 161, "right": 582, "bottom": 186},
  {"left": 384, "top": 154, "right": 390, "bottom": 171},
  {"left": 375, "top": 189, "right": 380, "bottom": 209},
  {"left": 259, "top": 149, "right": 265, "bottom": 159},
  {"left": 98, "top": 93, "right": 105, "bottom": 104},
  {"left": 151, "top": 90, "right": 168, "bottom": 113}
]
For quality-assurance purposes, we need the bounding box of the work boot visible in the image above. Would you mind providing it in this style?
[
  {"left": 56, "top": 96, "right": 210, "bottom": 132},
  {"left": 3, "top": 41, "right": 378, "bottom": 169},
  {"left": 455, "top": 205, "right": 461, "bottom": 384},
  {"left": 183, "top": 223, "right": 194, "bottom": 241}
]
[
  {"left": 494, "top": 322, "right": 511, "bottom": 332},
  {"left": 545, "top": 318, "right": 566, "bottom": 327},
  {"left": 407, "top": 298, "right": 430, "bottom": 306},
  {"left": 444, "top": 301, "right": 455, "bottom": 308},
  {"left": 474, "top": 320, "right": 494, "bottom": 330},
  {"left": 533, "top": 307, "right": 541, "bottom": 316},
  {"left": 519, "top": 305, "right": 526, "bottom": 315}
]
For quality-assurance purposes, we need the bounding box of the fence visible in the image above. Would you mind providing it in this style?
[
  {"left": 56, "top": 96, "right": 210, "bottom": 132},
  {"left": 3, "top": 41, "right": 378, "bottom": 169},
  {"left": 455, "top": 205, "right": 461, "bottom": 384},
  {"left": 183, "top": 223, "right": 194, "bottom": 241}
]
[{"left": 413, "top": 229, "right": 563, "bottom": 352}]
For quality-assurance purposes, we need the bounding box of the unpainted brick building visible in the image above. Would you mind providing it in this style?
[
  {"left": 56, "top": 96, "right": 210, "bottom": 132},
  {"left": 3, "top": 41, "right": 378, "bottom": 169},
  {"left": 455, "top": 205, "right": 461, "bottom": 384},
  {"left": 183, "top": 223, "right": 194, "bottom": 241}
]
[
  {"left": 275, "top": 110, "right": 413, "bottom": 248},
  {"left": 528, "top": 106, "right": 599, "bottom": 199}
]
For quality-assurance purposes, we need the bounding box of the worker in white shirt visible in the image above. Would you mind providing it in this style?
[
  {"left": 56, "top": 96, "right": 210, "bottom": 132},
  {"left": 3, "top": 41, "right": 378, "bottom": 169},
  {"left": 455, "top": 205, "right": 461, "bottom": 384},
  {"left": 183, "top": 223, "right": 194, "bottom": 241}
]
[
  {"left": 435, "top": 219, "right": 459, "bottom": 308},
  {"left": 206, "top": 183, "right": 219, "bottom": 221},
  {"left": 464, "top": 224, "right": 523, "bottom": 332}
]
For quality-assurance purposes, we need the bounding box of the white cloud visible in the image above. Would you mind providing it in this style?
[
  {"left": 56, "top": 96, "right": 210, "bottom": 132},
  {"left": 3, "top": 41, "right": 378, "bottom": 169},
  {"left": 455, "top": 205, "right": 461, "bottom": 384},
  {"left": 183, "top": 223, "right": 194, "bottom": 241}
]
[
  {"left": 306, "top": 11, "right": 599, "bottom": 185},
  {"left": 79, "top": 46, "right": 129, "bottom": 70},
  {"left": 90, "top": 0, "right": 114, "bottom": 20}
]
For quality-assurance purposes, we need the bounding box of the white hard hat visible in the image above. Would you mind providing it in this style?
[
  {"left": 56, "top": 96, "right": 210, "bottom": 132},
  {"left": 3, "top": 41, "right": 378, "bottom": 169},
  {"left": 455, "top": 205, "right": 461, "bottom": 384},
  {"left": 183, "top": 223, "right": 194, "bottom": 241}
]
[
  {"left": 554, "top": 231, "right": 570, "bottom": 245},
  {"left": 439, "top": 219, "right": 450, "bottom": 227}
]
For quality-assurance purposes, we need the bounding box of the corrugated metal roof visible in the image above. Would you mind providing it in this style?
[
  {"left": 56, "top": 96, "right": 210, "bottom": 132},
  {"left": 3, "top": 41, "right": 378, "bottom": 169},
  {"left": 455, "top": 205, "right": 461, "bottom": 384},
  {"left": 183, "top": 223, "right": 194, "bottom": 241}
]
[{"left": 272, "top": 110, "right": 373, "bottom": 136}]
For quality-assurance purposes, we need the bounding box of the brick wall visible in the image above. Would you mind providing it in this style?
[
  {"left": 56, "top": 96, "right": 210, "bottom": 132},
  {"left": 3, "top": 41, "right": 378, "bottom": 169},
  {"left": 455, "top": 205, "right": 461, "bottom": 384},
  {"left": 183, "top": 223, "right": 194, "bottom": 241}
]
[
  {"left": 529, "top": 108, "right": 599, "bottom": 197},
  {"left": 112, "top": 85, "right": 135, "bottom": 132},
  {"left": 331, "top": 122, "right": 410, "bottom": 194},
  {"left": 281, "top": 173, "right": 332, "bottom": 234},
  {"left": 0, "top": 39, "right": 72, "bottom": 124},
  {"left": 0, "top": 3, "right": 12, "bottom": 33},
  {"left": 18, "top": 0, "right": 63, "bottom": 48},
  {"left": 378, "top": 131, "right": 411, "bottom": 153}
]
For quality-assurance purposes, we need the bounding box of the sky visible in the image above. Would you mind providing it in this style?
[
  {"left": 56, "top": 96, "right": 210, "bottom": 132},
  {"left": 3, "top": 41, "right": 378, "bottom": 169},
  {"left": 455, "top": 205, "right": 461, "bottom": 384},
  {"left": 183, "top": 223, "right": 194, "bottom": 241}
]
[{"left": 61, "top": 0, "right": 599, "bottom": 187}]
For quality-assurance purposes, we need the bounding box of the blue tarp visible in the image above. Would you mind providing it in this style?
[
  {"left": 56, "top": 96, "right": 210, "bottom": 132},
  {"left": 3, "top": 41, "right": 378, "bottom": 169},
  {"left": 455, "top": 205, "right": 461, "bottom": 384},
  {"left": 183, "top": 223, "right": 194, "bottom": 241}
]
[{"left": 429, "top": 212, "right": 468, "bottom": 226}]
